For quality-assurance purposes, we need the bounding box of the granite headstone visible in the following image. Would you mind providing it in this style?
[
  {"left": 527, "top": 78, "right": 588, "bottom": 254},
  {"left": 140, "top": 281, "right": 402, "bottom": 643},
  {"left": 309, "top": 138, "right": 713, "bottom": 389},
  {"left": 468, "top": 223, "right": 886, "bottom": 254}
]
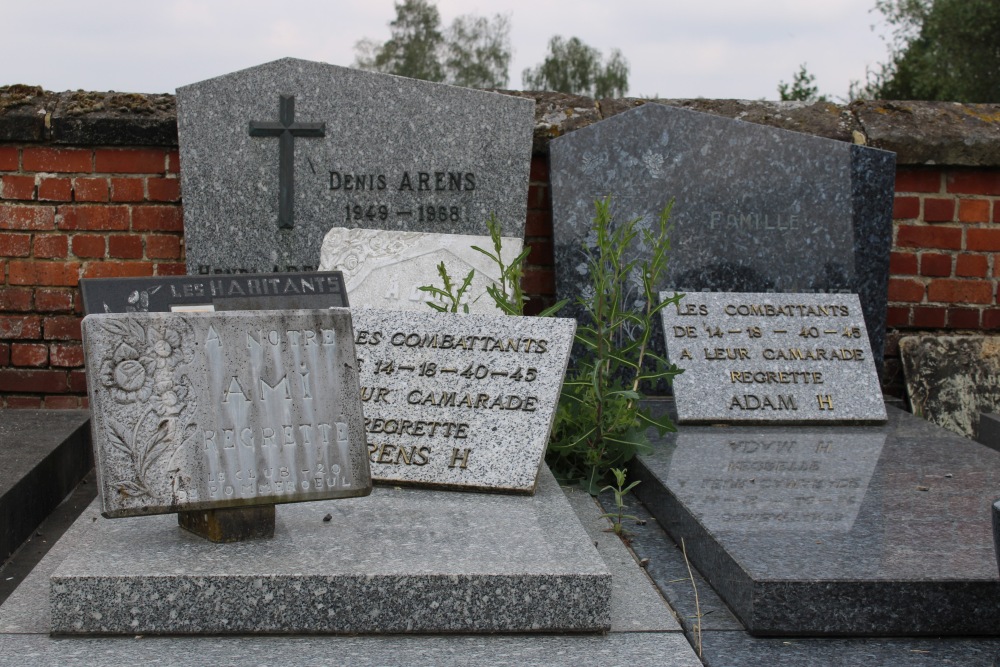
[
  {"left": 550, "top": 103, "right": 896, "bottom": 368},
  {"left": 900, "top": 335, "right": 1000, "bottom": 439},
  {"left": 81, "top": 310, "right": 371, "bottom": 517},
  {"left": 318, "top": 227, "right": 522, "bottom": 313},
  {"left": 661, "top": 292, "right": 886, "bottom": 423},
  {"left": 348, "top": 310, "right": 576, "bottom": 493},
  {"left": 177, "top": 58, "right": 534, "bottom": 275}
]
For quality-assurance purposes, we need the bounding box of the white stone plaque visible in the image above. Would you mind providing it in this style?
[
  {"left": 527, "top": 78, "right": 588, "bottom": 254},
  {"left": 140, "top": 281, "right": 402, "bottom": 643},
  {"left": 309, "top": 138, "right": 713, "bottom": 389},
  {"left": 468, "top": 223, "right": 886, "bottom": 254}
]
[
  {"left": 661, "top": 292, "right": 887, "bottom": 423},
  {"left": 350, "top": 310, "right": 576, "bottom": 493},
  {"left": 319, "top": 227, "right": 523, "bottom": 313},
  {"left": 82, "top": 310, "right": 371, "bottom": 518}
]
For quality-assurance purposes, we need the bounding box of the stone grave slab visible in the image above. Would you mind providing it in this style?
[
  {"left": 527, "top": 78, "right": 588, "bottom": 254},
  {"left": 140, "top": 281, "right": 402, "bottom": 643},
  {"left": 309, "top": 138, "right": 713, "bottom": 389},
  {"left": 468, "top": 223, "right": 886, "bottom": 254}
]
[
  {"left": 79, "top": 272, "right": 348, "bottom": 314},
  {"left": 47, "top": 467, "right": 612, "bottom": 635},
  {"left": 81, "top": 310, "right": 371, "bottom": 518},
  {"left": 323, "top": 309, "right": 573, "bottom": 493},
  {"left": 550, "top": 103, "right": 896, "bottom": 367},
  {"left": 661, "top": 292, "right": 886, "bottom": 423},
  {"left": 632, "top": 402, "right": 1000, "bottom": 636},
  {"left": 318, "top": 227, "right": 522, "bottom": 313},
  {"left": 177, "top": 58, "right": 534, "bottom": 274},
  {"left": 0, "top": 410, "right": 90, "bottom": 563},
  {"left": 900, "top": 335, "right": 1000, "bottom": 439}
]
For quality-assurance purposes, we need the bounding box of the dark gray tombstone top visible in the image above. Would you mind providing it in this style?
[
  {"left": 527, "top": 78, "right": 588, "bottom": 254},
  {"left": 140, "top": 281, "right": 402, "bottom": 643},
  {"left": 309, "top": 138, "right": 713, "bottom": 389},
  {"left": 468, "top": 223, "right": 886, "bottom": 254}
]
[
  {"left": 177, "top": 58, "right": 535, "bottom": 275},
  {"left": 550, "top": 103, "right": 896, "bottom": 368},
  {"left": 79, "top": 272, "right": 347, "bottom": 315}
]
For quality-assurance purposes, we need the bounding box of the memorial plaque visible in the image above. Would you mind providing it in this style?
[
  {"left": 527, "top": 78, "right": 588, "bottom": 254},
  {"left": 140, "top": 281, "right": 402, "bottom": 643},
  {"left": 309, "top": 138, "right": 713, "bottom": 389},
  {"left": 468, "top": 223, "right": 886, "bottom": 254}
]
[
  {"left": 551, "top": 103, "right": 896, "bottom": 367},
  {"left": 177, "top": 57, "right": 534, "bottom": 275},
  {"left": 899, "top": 335, "right": 1000, "bottom": 439},
  {"left": 661, "top": 292, "right": 886, "bottom": 423},
  {"left": 348, "top": 310, "right": 575, "bottom": 493},
  {"left": 82, "top": 310, "right": 371, "bottom": 518},
  {"left": 318, "top": 227, "right": 522, "bottom": 313},
  {"left": 79, "top": 272, "right": 347, "bottom": 315}
]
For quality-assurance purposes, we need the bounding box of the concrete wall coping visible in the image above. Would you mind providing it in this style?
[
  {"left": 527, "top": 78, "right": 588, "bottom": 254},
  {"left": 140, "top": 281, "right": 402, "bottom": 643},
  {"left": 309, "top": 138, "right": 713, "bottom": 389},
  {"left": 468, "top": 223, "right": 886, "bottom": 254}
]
[{"left": 4, "top": 84, "right": 1000, "bottom": 167}]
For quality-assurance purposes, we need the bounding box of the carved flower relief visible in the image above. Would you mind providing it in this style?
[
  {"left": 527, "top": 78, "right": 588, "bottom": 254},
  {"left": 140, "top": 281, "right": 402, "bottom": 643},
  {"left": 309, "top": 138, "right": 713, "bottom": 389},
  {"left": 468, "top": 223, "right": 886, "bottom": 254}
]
[
  {"left": 96, "top": 317, "right": 199, "bottom": 502},
  {"left": 100, "top": 342, "right": 155, "bottom": 404}
]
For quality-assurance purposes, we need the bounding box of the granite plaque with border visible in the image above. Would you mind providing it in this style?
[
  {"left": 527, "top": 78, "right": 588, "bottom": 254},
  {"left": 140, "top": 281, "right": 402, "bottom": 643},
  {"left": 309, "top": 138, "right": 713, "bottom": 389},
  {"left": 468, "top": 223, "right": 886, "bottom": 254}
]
[
  {"left": 348, "top": 310, "right": 575, "bottom": 493},
  {"left": 82, "top": 310, "right": 371, "bottom": 518},
  {"left": 551, "top": 103, "right": 896, "bottom": 368},
  {"left": 661, "top": 292, "right": 886, "bottom": 423},
  {"left": 319, "top": 227, "right": 522, "bottom": 313},
  {"left": 177, "top": 58, "right": 534, "bottom": 275},
  {"left": 79, "top": 272, "right": 347, "bottom": 315}
]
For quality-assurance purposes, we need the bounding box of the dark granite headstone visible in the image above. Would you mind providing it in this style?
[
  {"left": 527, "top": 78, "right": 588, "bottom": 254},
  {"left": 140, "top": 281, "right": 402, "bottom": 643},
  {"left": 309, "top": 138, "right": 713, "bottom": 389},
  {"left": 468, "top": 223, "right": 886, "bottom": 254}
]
[
  {"left": 177, "top": 58, "right": 534, "bottom": 275},
  {"left": 550, "top": 103, "right": 896, "bottom": 369},
  {"left": 79, "top": 272, "right": 347, "bottom": 315}
]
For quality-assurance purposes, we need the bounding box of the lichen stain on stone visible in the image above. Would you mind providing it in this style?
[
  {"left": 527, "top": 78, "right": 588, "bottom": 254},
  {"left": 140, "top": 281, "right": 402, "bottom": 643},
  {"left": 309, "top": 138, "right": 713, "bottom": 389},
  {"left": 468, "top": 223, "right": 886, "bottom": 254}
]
[
  {"left": 65, "top": 91, "right": 173, "bottom": 116},
  {"left": 959, "top": 107, "right": 1000, "bottom": 125},
  {"left": 979, "top": 338, "right": 1000, "bottom": 358},
  {"left": 0, "top": 84, "right": 44, "bottom": 112},
  {"left": 65, "top": 92, "right": 106, "bottom": 116}
]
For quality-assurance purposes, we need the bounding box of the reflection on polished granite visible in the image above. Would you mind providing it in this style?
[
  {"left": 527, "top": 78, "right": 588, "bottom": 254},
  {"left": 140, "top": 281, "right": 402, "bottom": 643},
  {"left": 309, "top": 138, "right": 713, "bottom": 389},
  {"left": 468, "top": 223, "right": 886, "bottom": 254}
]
[{"left": 634, "top": 402, "right": 1000, "bottom": 636}]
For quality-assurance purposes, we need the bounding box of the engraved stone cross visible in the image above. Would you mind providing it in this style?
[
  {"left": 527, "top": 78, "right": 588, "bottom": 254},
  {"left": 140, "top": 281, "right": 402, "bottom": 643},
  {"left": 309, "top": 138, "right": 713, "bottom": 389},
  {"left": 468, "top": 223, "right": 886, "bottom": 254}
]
[{"left": 249, "top": 95, "right": 326, "bottom": 230}]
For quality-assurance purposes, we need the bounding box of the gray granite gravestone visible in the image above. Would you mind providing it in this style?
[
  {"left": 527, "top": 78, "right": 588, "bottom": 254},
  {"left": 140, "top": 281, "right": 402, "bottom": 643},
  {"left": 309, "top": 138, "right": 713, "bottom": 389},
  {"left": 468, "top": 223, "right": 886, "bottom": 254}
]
[
  {"left": 81, "top": 310, "right": 371, "bottom": 518},
  {"left": 348, "top": 310, "right": 575, "bottom": 492},
  {"left": 550, "top": 103, "right": 896, "bottom": 369},
  {"left": 177, "top": 58, "right": 534, "bottom": 275},
  {"left": 900, "top": 335, "right": 1000, "bottom": 440},
  {"left": 318, "top": 227, "right": 522, "bottom": 313},
  {"left": 661, "top": 292, "right": 886, "bottom": 423}
]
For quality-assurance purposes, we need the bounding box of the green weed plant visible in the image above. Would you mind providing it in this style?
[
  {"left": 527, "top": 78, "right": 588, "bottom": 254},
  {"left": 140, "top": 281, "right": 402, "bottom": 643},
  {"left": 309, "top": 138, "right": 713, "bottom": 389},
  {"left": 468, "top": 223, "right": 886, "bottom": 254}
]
[{"left": 546, "top": 196, "right": 682, "bottom": 493}]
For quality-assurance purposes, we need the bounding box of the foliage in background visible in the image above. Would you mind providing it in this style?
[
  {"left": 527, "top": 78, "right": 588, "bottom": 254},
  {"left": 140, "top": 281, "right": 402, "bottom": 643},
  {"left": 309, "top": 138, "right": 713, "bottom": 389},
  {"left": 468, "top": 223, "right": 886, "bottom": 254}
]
[
  {"left": 354, "top": 0, "right": 511, "bottom": 89},
  {"left": 853, "top": 0, "right": 1000, "bottom": 102},
  {"left": 777, "top": 64, "right": 829, "bottom": 102},
  {"left": 547, "top": 197, "right": 681, "bottom": 493},
  {"left": 522, "top": 36, "right": 630, "bottom": 98}
]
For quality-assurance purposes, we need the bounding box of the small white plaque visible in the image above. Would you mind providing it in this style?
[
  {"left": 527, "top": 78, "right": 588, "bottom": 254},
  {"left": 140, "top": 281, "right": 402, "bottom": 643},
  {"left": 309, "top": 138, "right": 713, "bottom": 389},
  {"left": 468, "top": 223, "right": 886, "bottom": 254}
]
[{"left": 319, "top": 227, "right": 523, "bottom": 313}]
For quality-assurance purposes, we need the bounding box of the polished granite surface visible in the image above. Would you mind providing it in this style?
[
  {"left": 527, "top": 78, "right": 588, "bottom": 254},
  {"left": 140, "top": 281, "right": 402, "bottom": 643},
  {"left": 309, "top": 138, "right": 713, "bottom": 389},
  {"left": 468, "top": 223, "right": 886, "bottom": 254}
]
[
  {"left": 634, "top": 402, "right": 1000, "bottom": 636},
  {"left": 48, "top": 468, "right": 610, "bottom": 634}
]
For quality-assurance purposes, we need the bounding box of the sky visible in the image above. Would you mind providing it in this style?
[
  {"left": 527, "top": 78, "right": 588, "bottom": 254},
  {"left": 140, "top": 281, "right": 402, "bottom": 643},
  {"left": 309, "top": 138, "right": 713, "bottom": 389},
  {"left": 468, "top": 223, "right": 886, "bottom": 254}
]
[{"left": 2, "top": 0, "right": 889, "bottom": 101}]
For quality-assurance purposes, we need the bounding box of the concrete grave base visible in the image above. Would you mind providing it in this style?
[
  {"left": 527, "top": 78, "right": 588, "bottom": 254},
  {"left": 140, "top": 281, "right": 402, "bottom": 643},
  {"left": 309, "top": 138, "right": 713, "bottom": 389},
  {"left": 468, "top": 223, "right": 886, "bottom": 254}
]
[{"left": 47, "top": 468, "right": 611, "bottom": 635}]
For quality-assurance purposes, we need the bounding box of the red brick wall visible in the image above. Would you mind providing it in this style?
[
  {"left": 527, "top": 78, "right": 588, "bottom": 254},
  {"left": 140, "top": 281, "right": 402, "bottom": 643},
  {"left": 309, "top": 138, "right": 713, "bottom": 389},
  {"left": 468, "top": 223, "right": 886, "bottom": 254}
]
[
  {"left": 881, "top": 166, "right": 1000, "bottom": 395},
  {"left": 0, "top": 145, "right": 183, "bottom": 408},
  {"left": 2, "top": 139, "right": 1000, "bottom": 407},
  {"left": 522, "top": 155, "right": 554, "bottom": 315}
]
